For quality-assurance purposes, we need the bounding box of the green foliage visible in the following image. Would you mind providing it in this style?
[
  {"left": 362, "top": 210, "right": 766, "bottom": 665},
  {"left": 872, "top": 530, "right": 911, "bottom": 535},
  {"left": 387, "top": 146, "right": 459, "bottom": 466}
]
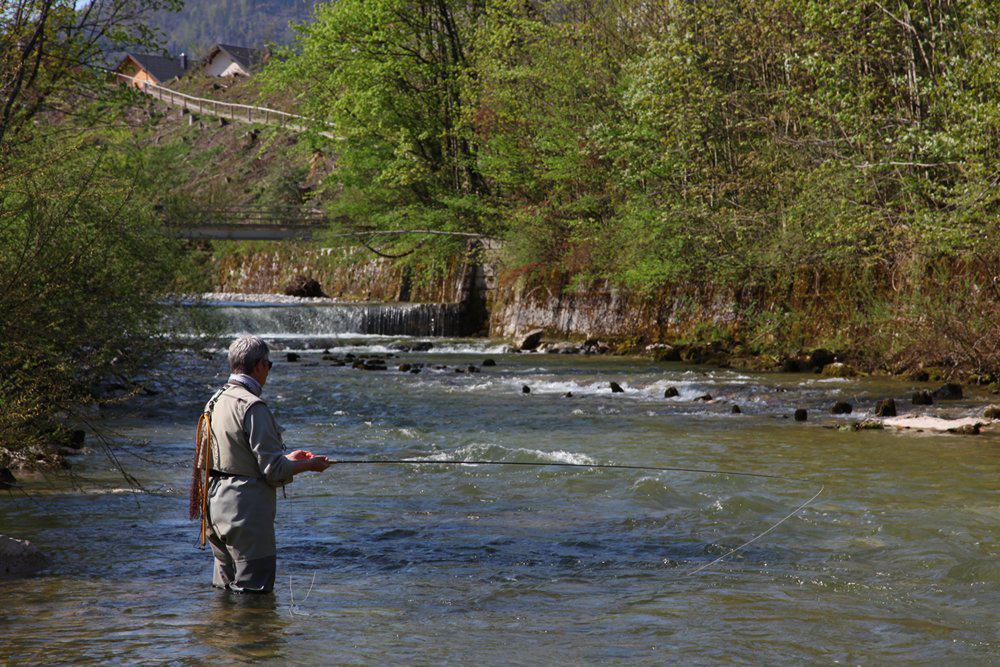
[{"left": 260, "top": 0, "right": 997, "bottom": 365}]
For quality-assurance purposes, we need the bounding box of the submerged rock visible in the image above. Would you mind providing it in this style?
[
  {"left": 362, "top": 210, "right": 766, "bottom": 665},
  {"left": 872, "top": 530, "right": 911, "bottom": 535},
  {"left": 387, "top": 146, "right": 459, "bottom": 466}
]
[
  {"left": 853, "top": 419, "right": 884, "bottom": 431},
  {"left": 932, "top": 383, "right": 963, "bottom": 400},
  {"left": 874, "top": 398, "right": 897, "bottom": 417},
  {"left": 398, "top": 363, "right": 412, "bottom": 372},
  {"left": 517, "top": 329, "right": 545, "bottom": 351},
  {"left": 831, "top": 401, "right": 853, "bottom": 415},
  {"left": 482, "top": 359, "right": 497, "bottom": 367},
  {"left": 0, "top": 536, "right": 49, "bottom": 578},
  {"left": 912, "top": 390, "right": 934, "bottom": 405},
  {"left": 609, "top": 382, "right": 625, "bottom": 393},
  {"left": 285, "top": 352, "right": 300, "bottom": 362},
  {"left": 411, "top": 341, "right": 435, "bottom": 352},
  {"left": 694, "top": 394, "right": 713, "bottom": 402}
]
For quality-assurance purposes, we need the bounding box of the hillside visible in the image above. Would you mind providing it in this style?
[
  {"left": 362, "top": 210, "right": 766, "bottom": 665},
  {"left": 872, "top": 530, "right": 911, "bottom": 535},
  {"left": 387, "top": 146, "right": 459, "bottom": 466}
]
[{"left": 148, "top": 0, "right": 319, "bottom": 53}]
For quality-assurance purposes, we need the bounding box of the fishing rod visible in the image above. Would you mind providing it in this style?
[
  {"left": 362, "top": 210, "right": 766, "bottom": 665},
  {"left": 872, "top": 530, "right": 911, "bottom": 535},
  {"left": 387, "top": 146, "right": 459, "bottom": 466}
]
[{"left": 332, "top": 458, "right": 824, "bottom": 575}]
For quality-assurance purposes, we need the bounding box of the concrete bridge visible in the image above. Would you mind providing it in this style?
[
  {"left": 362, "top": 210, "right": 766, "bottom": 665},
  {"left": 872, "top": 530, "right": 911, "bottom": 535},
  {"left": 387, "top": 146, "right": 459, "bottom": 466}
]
[{"left": 167, "top": 222, "right": 321, "bottom": 240}]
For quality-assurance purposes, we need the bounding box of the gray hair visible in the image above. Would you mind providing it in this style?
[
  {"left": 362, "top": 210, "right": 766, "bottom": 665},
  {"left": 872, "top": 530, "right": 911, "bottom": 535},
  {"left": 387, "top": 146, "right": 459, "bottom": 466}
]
[{"left": 228, "top": 335, "right": 270, "bottom": 373}]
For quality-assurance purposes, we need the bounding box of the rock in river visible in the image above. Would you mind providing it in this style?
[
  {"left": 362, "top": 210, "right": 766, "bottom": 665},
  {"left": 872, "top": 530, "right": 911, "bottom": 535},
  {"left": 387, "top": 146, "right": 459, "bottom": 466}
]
[
  {"left": 874, "top": 398, "right": 897, "bottom": 417},
  {"left": 912, "top": 390, "right": 934, "bottom": 405},
  {"left": 821, "top": 362, "right": 856, "bottom": 378},
  {"left": 794, "top": 408, "right": 808, "bottom": 422},
  {"left": 984, "top": 405, "right": 1000, "bottom": 419},
  {"left": 0, "top": 535, "right": 49, "bottom": 578},
  {"left": 663, "top": 387, "right": 679, "bottom": 398},
  {"left": 831, "top": 401, "right": 853, "bottom": 415},
  {"left": 609, "top": 382, "right": 624, "bottom": 393}
]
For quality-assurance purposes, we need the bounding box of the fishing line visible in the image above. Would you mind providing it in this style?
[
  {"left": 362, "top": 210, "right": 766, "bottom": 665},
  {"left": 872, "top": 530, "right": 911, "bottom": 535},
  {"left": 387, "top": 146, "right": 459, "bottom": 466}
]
[{"left": 334, "top": 458, "right": 824, "bottom": 575}]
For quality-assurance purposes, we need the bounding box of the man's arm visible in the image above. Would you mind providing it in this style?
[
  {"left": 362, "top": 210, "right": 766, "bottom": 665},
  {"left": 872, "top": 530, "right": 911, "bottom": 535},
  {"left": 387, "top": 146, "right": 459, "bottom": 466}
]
[{"left": 244, "top": 403, "right": 331, "bottom": 485}]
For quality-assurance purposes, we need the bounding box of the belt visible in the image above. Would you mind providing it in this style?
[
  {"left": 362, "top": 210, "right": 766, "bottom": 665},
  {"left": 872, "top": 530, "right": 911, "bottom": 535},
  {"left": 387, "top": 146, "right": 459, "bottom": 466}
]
[{"left": 209, "top": 469, "right": 254, "bottom": 480}]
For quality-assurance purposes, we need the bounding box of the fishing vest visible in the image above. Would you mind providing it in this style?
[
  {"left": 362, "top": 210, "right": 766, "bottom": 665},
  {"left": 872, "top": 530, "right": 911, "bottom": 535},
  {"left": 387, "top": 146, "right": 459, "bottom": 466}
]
[{"left": 203, "top": 383, "right": 280, "bottom": 478}]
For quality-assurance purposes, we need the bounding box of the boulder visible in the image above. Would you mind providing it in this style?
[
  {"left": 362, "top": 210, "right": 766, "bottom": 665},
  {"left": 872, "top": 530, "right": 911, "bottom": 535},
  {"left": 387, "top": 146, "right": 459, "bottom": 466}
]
[
  {"left": 873, "top": 399, "right": 897, "bottom": 417},
  {"left": 467, "top": 365, "right": 480, "bottom": 373},
  {"left": 912, "top": 390, "right": 934, "bottom": 405},
  {"left": 694, "top": 393, "right": 713, "bottom": 402},
  {"left": 984, "top": 405, "right": 1000, "bottom": 419},
  {"left": 731, "top": 405, "right": 742, "bottom": 414},
  {"left": 481, "top": 359, "right": 497, "bottom": 367},
  {"left": 517, "top": 329, "right": 545, "bottom": 351},
  {"left": 398, "top": 363, "right": 412, "bottom": 372},
  {"left": 821, "top": 362, "right": 856, "bottom": 378},
  {"left": 648, "top": 344, "right": 681, "bottom": 362},
  {"left": 809, "top": 349, "right": 836, "bottom": 370},
  {"left": 285, "top": 352, "right": 300, "bottom": 362},
  {"left": 609, "top": 382, "right": 625, "bottom": 393},
  {"left": 663, "top": 387, "right": 679, "bottom": 398},
  {"left": 831, "top": 401, "right": 853, "bottom": 415},
  {"left": 932, "top": 383, "right": 963, "bottom": 400},
  {"left": 564, "top": 392, "right": 574, "bottom": 398},
  {"left": 794, "top": 408, "right": 808, "bottom": 422},
  {"left": 521, "top": 385, "right": 531, "bottom": 394},
  {"left": 411, "top": 341, "right": 435, "bottom": 352},
  {"left": 409, "top": 367, "right": 421, "bottom": 374},
  {"left": 0, "top": 535, "right": 49, "bottom": 578},
  {"left": 282, "top": 276, "right": 327, "bottom": 298}
]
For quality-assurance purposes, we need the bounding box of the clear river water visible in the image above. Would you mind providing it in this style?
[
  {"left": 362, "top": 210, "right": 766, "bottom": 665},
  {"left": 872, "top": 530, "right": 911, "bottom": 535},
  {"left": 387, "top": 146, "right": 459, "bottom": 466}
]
[{"left": 1, "top": 311, "right": 997, "bottom": 664}]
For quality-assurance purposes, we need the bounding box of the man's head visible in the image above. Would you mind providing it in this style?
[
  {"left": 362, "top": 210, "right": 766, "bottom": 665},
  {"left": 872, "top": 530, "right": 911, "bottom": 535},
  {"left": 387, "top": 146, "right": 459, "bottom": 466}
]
[{"left": 228, "top": 335, "right": 272, "bottom": 386}]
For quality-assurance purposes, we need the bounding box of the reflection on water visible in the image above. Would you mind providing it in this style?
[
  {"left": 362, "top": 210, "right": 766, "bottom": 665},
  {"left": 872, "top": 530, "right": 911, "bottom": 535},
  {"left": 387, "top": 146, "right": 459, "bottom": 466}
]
[
  {"left": 193, "top": 593, "right": 287, "bottom": 663},
  {"left": 1, "top": 343, "right": 998, "bottom": 663}
]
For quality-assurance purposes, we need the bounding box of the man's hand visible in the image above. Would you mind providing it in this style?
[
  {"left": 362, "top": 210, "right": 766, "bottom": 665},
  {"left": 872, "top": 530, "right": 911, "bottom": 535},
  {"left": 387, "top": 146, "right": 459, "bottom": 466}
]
[
  {"left": 305, "top": 455, "right": 333, "bottom": 472},
  {"left": 286, "top": 451, "right": 334, "bottom": 475}
]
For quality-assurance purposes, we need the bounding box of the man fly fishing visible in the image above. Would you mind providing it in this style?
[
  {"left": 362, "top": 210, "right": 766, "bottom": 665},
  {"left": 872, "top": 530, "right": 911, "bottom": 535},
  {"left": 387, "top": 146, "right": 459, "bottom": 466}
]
[{"left": 191, "top": 335, "right": 333, "bottom": 593}]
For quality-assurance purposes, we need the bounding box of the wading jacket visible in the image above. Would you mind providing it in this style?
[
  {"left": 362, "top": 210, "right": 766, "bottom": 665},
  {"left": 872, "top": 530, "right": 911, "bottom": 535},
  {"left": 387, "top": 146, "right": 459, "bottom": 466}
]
[{"left": 205, "top": 383, "right": 294, "bottom": 487}]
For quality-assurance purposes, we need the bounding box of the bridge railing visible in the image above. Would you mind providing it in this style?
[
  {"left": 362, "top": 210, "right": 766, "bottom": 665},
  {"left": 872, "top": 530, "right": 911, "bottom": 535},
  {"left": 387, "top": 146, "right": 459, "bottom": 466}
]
[{"left": 111, "top": 72, "right": 335, "bottom": 136}]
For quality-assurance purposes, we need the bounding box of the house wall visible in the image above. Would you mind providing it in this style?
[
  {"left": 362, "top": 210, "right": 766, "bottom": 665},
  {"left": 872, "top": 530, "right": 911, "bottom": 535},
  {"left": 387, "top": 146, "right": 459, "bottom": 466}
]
[
  {"left": 118, "top": 61, "right": 157, "bottom": 88},
  {"left": 205, "top": 53, "right": 249, "bottom": 78}
]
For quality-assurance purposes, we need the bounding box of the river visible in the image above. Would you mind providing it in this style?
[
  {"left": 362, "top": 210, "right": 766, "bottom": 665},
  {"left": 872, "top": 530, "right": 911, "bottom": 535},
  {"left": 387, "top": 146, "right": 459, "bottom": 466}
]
[{"left": 1, "top": 304, "right": 997, "bottom": 664}]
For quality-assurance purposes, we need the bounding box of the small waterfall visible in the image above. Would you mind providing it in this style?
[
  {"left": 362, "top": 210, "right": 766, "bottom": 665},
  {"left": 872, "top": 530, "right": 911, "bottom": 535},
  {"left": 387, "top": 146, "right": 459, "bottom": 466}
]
[{"left": 177, "top": 301, "right": 474, "bottom": 339}]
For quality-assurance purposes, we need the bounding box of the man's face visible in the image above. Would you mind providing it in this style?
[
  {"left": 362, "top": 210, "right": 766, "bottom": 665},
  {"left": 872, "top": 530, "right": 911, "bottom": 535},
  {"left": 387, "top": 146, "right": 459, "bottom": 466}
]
[{"left": 254, "top": 357, "right": 273, "bottom": 385}]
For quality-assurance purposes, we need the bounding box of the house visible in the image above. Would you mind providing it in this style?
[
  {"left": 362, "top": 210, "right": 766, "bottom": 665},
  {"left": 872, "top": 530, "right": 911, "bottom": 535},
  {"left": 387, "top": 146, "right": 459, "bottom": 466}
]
[
  {"left": 116, "top": 52, "right": 189, "bottom": 88},
  {"left": 203, "top": 44, "right": 265, "bottom": 78}
]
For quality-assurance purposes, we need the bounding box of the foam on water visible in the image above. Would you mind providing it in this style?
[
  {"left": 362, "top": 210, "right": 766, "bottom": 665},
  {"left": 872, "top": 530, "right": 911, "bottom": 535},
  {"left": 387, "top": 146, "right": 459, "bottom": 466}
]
[{"left": 413, "top": 443, "right": 597, "bottom": 466}]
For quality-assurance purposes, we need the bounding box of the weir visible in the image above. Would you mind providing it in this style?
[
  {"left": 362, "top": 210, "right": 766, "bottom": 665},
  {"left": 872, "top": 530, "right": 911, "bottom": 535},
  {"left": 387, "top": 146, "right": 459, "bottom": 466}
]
[{"left": 187, "top": 301, "right": 476, "bottom": 338}]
